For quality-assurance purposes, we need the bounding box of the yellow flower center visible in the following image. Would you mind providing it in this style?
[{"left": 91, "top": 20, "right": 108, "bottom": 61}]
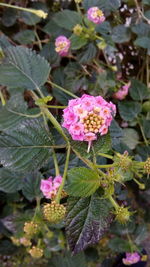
[{"left": 81, "top": 108, "right": 104, "bottom": 134}]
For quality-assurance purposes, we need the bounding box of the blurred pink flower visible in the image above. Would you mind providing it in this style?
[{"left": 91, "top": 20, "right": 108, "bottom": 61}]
[
  {"left": 122, "top": 252, "right": 141, "bottom": 265},
  {"left": 62, "top": 94, "right": 116, "bottom": 151},
  {"left": 113, "top": 82, "right": 131, "bottom": 100},
  {"left": 55, "top": 36, "right": 71, "bottom": 56},
  {"left": 40, "top": 175, "right": 62, "bottom": 199},
  {"left": 87, "top": 7, "right": 105, "bottom": 24}
]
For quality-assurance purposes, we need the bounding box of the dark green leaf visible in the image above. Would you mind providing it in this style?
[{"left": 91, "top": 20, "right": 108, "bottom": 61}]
[
  {"left": 2, "top": 8, "right": 17, "bottom": 27},
  {"left": 22, "top": 171, "right": 43, "bottom": 201},
  {"left": 112, "top": 25, "right": 131, "bottom": 43},
  {"left": 134, "top": 37, "right": 150, "bottom": 50},
  {"left": 0, "top": 169, "right": 23, "bottom": 193},
  {"left": 51, "top": 252, "right": 86, "bottom": 267},
  {"left": 70, "top": 34, "right": 88, "bottom": 50},
  {"left": 83, "top": 0, "right": 121, "bottom": 11},
  {"left": 78, "top": 43, "right": 97, "bottom": 64},
  {"left": 130, "top": 79, "right": 149, "bottom": 101},
  {"left": 118, "top": 101, "right": 142, "bottom": 121},
  {"left": 108, "top": 237, "right": 130, "bottom": 252},
  {"left": 0, "top": 118, "right": 53, "bottom": 172},
  {"left": 132, "top": 22, "right": 150, "bottom": 37},
  {"left": 122, "top": 128, "right": 139, "bottom": 149},
  {"left": 0, "top": 46, "right": 50, "bottom": 90},
  {"left": 13, "top": 30, "right": 36, "bottom": 45},
  {"left": 67, "top": 167, "right": 100, "bottom": 197},
  {"left": 21, "top": 11, "right": 41, "bottom": 26},
  {"left": 53, "top": 10, "right": 82, "bottom": 31},
  {"left": 66, "top": 192, "right": 113, "bottom": 253}
]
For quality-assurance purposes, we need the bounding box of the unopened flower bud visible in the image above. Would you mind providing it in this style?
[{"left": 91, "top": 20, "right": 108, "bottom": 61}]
[
  {"left": 23, "top": 222, "right": 39, "bottom": 237},
  {"left": 43, "top": 201, "right": 66, "bottom": 223},
  {"left": 31, "top": 9, "right": 48, "bottom": 19},
  {"left": 144, "top": 157, "right": 150, "bottom": 174},
  {"left": 115, "top": 206, "right": 131, "bottom": 224},
  {"left": 29, "top": 246, "right": 43, "bottom": 259},
  {"left": 114, "top": 152, "right": 132, "bottom": 171},
  {"left": 73, "top": 24, "right": 83, "bottom": 36},
  {"left": 97, "top": 40, "right": 107, "bottom": 50},
  {"left": 20, "top": 237, "right": 31, "bottom": 247},
  {"left": 11, "top": 237, "right": 20, "bottom": 246}
]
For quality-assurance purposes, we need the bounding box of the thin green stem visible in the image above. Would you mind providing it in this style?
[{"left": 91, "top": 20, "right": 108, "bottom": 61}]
[
  {"left": 42, "top": 108, "right": 69, "bottom": 143},
  {"left": 96, "top": 164, "right": 114, "bottom": 168},
  {"left": 52, "top": 149, "right": 60, "bottom": 176},
  {"left": 108, "top": 195, "right": 119, "bottom": 210},
  {"left": 55, "top": 145, "right": 71, "bottom": 203},
  {"left": 43, "top": 105, "right": 67, "bottom": 109},
  {"left": 8, "top": 109, "right": 42, "bottom": 118},
  {"left": 34, "top": 29, "right": 42, "bottom": 50},
  {"left": 47, "top": 80, "right": 78, "bottom": 99},
  {"left": 98, "top": 152, "right": 113, "bottom": 159},
  {"left": 0, "top": 90, "right": 6, "bottom": 106},
  {"left": 0, "top": 3, "right": 47, "bottom": 18},
  {"left": 138, "top": 121, "right": 148, "bottom": 146}
]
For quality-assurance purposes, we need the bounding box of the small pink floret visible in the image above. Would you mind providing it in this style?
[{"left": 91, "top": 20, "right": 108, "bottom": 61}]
[
  {"left": 55, "top": 35, "right": 71, "bottom": 57},
  {"left": 40, "top": 175, "right": 62, "bottom": 199},
  {"left": 122, "top": 252, "right": 141, "bottom": 265},
  {"left": 87, "top": 7, "right": 105, "bottom": 24}
]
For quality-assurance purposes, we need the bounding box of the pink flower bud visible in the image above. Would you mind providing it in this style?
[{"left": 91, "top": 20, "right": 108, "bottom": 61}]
[
  {"left": 55, "top": 36, "right": 71, "bottom": 57},
  {"left": 87, "top": 7, "right": 105, "bottom": 24},
  {"left": 113, "top": 82, "right": 131, "bottom": 100}
]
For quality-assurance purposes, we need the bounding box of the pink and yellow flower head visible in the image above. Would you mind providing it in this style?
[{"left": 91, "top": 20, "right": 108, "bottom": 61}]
[
  {"left": 40, "top": 175, "right": 62, "bottom": 199},
  {"left": 87, "top": 7, "right": 105, "bottom": 24},
  {"left": 122, "top": 252, "right": 141, "bottom": 265},
  {"left": 113, "top": 82, "right": 131, "bottom": 100},
  {"left": 55, "top": 36, "right": 71, "bottom": 57},
  {"left": 62, "top": 94, "right": 116, "bottom": 151}
]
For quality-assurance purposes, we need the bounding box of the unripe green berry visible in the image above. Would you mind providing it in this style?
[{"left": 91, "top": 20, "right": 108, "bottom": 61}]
[
  {"left": 23, "top": 221, "right": 39, "bottom": 237},
  {"left": 115, "top": 206, "right": 131, "bottom": 224},
  {"left": 144, "top": 157, "right": 150, "bottom": 174},
  {"left": 29, "top": 246, "right": 43, "bottom": 259},
  {"left": 43, "top": 201, "right": 66, "bottom": 223}
]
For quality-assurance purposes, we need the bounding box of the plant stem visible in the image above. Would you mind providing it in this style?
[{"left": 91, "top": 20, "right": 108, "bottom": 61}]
[
  {"left": 0, "top": 3, "right": 47, "bottom": 18},
  {"left": 34, "top": 29, "right": 42, "bottom": 50},
  {"left": 138, "top": 121, "right": 148, "bottom": 146},
  {"left": 55, "top": 145, "right": 71, "bottom": 203},
  {"left": 98, "top": 152, "right": 113, "bottom": 159},
  {"left": 8, "top": 109, "right": 42, "bottom": 118},
  {"left": 52, "top": 149, "right": 60, "bottom": 176},
  {"left": 43, "top": 105, "right": 67, "bottom": 109},
  {"left": 108, "top": 195, "right": 119, "bottom": 210},
  {"left": 42, "top": 108, "right": 69, "bottom": 143},
  {"left": 0, "top": 90, "right": 6, "bottom": 106},
  {"left": 47, "top": 80, "right": 78, "bottom": 99},
  {"left": 96, "top": 164, "right": 114, "bottom": 168}
]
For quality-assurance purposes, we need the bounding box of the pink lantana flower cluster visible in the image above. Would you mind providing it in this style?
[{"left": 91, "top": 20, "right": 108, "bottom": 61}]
[
  {"left": 113, "top": 82, "right": 131, "bottom": 100},
  {"left": 40, "top": 175, "right": 62, "bottom": 199},
  {"left": 87, "top": 7, "right": 105, "bottom": 24},
  {"left": 55, "top": 36, "right": 71, "bottom": 57},
  {"left": 122, "top": 252, "right": 141, "bottom": 265},
  {"left": 62, "top": 94, "right": 116, "bottom": 151}
]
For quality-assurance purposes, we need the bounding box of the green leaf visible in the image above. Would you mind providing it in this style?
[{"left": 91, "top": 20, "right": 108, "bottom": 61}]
[
  {"left": 134, "top": 37, "right": 150, "bottom": 50},
  {"left": 0, "top": 93, "right": 28, "bottom": 131},
  {"left": 70, "top": 34, "right": 88, "bottom": 50},
  {"left": 13, "top": 30, "right": 36, "bottom": 45},
  {"left": 108, "top": 237, "right": 130, "bottom": 252},
  {"left": 130, "top": 79, "right": 149, "bottom": 101},
  {"left": 22, "top": 171, "right": 43, "bottom": 201},
  {"left": 21, "top": 11, "right": 41, "bottom": 26},
  {"left": 112, "top": 25, "right": 131, "bottom": 43},
  {"left": 0, "top": 46, "right": 50, "bottom": 90},
  {"left": 131, "top": 22, "right": 150, "bottom": 37},
  {"left": 122, "top": 128, "right": 139, "bottom": 150},
  {"left": 118, "top": 101, "right": 142, "bottom": 121},
  {"left": 2, "top": 8, "right": 17, "bottom": 27},
  {"left": 66, "top": 192, "right": 113, "bottom": 253},
  {"left": 51, "top": 252, "right": 86, "bottom": 267},
  {"left": 71, "top": 134, "right": 111, "bottom": 159},
  {"left": 0, "top": 169, "right": 23, "bottom": 193},
  {"left": 67, "top": 167, "right": 100, "bottom": 197},
  {"left": 83, "top": 0, "right": 121, "bottom": 11},
  {"left": 0, "top": 118, "right": 53, "bottom": 172},
  {"left": 53, "top": 10, "right": 82, "bottom": 31},
  {"left": 143, "top": 0, "right": 150, "bottom": 5},
  {"left": 78, "top": 43, "right": 97, "bottom": 64}
]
